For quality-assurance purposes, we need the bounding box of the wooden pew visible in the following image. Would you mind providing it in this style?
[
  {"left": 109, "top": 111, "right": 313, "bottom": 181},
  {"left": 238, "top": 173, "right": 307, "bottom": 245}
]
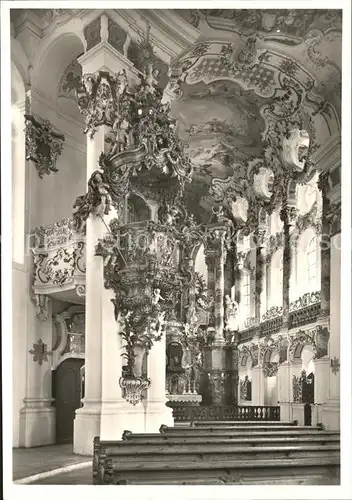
[{"left": 93, "top": 424, "right": 340, "bottom": 485}]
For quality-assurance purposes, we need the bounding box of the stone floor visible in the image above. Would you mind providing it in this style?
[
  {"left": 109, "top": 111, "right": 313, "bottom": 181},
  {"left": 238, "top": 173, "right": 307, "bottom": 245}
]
[
  {"left": 29, "top": 466, "right": 92, "bottom": 484},
  {"left": 13, "top": 444, "right": 90, "bottom": 481}
]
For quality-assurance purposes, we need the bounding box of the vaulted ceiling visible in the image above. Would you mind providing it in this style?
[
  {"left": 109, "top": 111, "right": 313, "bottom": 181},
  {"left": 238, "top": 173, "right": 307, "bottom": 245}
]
[
  {"left": 11, "top": 8, "right": 342, "bottom": 227},
  {"left": 166, "top": 9, "right": 341, "bottom": 223}
]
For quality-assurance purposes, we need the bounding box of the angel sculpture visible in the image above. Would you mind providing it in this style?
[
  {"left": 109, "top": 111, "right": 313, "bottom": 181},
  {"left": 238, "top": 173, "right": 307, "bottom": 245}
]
[
  {"left": 110, "top": 117, "right": 131, "bottom": 156},
  {"left": 88, "top": 170, "right": 112, "bottom": 217},
  {"left": 224, "top": 294, "right": 239, "bottom": 332},
  {"left": 164, "top": 204, "right": 179, "bottom": 225},
  {"left": 151, "top": 288, "right": 165, "bottom": 306},
  {"left": 115, "top": 69, "right": 128, "bottom": 98},
  {"left": 82, "top": 73, "right": 98, "bottom": 97},
  {"left": 72, "top": 195, "right": 90, "bottom": 232}
]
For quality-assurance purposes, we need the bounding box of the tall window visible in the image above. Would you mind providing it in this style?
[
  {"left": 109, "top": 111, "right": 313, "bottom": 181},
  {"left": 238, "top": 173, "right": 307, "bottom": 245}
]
[
  {"left": 307, "top": 237, "right": 317, "bottom": 289},
  {"left": 241, "top": 272, "right": 251, "bottom": 321},
  {"left": 270, "top": 251, "right": 283, "bottom": 307}
]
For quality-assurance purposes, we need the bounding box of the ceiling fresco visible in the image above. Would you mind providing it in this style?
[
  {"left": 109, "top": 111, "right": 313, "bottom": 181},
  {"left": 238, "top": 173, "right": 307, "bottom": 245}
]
[{"left": 166, "top": 12, "right": 341, "bottom": 226}]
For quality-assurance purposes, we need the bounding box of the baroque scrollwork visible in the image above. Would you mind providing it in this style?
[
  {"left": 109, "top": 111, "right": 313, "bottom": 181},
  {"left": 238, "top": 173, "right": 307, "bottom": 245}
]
[
  {"left": 262, "top": 306, "right": 283, "bottom": 322},
  {"left": 262, "top": 362, "right": 278, "bottom": 377},
  {"left": 32, "top": 218, "right": 86, "bottom": 294},
  {"left": 25, "top": 114, "right": 65, "bottom": 178},
  {"left": 288, "top": 329, "right": 317, "bottom": 362},
  {"left": 73, "top": 63, "right": 193, "bottom": 233}
]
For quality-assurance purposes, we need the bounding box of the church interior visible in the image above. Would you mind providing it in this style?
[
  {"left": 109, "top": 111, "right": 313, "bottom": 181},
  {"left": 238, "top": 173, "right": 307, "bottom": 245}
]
[{"left": 9, "top": 6, "right": 345, "bottom": 486}]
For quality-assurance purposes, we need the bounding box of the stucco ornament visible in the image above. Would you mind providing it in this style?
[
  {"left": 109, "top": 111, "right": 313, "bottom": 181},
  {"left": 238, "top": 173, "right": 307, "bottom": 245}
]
[
  {"left": 25, "top": 115, "right": 65, "bottom": 178},
  {"left": 281, "top": 129, "right": 310, "bottom": 171}
]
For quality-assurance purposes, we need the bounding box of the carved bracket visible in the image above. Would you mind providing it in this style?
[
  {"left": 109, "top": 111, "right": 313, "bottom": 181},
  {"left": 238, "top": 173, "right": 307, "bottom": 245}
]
[{"left": 25, "top": 114, "right": 65, "bottom": 178}]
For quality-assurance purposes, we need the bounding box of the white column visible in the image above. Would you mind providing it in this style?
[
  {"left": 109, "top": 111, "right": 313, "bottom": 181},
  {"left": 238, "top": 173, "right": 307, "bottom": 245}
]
[
  {"left": 251, "top": 366, "right": 264, "bottom": 406},
  {"left": 322, "top": 232, "right": 340, "bottom": 429},
  {"left": 73, "top": 35, "right": 142, "bottom": 454},
  {"left": 73, "top": 127, "right": 105, "bottom": 454},
  {"left": 313, "top": 358, "right": 330, "bottom": 426},
  {"left": 100, "top": 288, "right": 145, "bottom": 440},
  {"left": 278, "top": 362, "right": 291, "bottom": 422},
  {"left": 145, "top": 331, "right": 173, "bottom": 432},
  {"left": 19, "top": 298, "right": 55, "bottom": 447}
]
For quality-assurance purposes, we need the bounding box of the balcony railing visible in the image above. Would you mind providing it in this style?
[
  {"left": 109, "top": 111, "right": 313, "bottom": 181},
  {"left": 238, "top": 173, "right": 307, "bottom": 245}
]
[
  {"left": 170, "top": 404, "right": 280, "bottom": 423},
  {"left": 239, "top": 291, "right": 321, "bottom": 341}
]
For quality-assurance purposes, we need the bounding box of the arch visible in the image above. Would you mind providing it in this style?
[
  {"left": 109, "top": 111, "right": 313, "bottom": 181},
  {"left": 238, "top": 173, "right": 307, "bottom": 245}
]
[
  {"left": 301, "top": 344, "right": 315, "bottom": 374},
  {"left": 52, "top": 306, "right": 85, "bottom": 369},
  {"left": 239, "top": 346, "right": 253, "bottom": 369},
  {"left": 31, "top": 32, "right": 85, "bottom": 101},
  {"left": 127, "top": 193, "right": 151, "bottom": 223},
  {"left": 289, "top": 330, "right": 317, "bottom": 362}
]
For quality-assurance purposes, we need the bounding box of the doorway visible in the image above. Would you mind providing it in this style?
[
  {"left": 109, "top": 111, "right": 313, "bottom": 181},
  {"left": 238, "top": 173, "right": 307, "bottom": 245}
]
[{"left": 53, "top": 358, "right": 85, "bottom": 444}]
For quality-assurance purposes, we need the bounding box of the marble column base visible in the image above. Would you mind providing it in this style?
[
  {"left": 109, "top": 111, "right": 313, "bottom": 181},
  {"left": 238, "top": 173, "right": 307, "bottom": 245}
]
[
  {"left": 145, "top": 401, "right": 174, "bottom": 433},
  {"left": 74, "top": 399, "right": 147, "bottom": 455},
  {"left": 291, "top": 403, "right": 305, "bottom": 426},
  {"left": 73, "top": 402, "right": 101, "bottom": 456},
  {"left": 19, "top": 404, "right": 55, "bottom": 447},
  {"left": 100, "top": 400, "right": 146, "bottom": 441},
  {"left": 321, "top": 400, "right": 340, "bottom": 430}
]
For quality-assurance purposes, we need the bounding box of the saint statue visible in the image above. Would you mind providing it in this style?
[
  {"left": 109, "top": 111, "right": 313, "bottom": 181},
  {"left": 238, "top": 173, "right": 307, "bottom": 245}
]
[{"left": 224, "top": 293, "right": 239, "bottom": 332}]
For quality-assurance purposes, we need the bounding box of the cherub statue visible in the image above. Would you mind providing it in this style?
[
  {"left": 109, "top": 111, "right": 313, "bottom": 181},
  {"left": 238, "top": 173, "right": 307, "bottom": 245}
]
[
  {"left": 151, "top": 288, "right": 164, "bottom": 306},
  {"left": 82, "top": 72, "right": 98, "bottom": 97},
  {"left": 144, "top": 62, "right": 160, "bottom": 94},
  {"left": 164, "top": 204, "right": 179, "bottom": 225},
  {"left": 88, "top": 170, "right": 112, "bottom": 217},
  {"left": 72, "top": 195, "right": 89, "bottom": 232}
]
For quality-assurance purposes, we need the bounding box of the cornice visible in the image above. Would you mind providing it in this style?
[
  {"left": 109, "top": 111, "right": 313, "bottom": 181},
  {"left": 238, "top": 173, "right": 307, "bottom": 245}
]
[
  {"left": 26, "top": 88, "right": 85, "bottom": 148},
  {"left": 113, "top": 9, "right": 195, "bottom": 64}
]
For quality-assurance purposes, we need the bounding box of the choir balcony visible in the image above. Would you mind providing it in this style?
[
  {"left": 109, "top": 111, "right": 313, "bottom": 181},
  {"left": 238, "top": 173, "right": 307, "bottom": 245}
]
[
  {"left": 239, "top": 291, "right": 322, "bottom": 343},
  {"left": 32, "top": 217, "right": 86, "bottom": 304}
]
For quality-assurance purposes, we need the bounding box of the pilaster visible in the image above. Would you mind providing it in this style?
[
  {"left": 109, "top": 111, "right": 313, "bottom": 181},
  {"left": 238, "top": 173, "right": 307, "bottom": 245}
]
[{"left": 19, "top": 298, "right": 55, "bottom": 447}]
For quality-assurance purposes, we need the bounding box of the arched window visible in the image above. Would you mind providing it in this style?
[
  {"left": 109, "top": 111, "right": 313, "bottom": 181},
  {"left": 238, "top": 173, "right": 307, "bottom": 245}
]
[
  {"left": 241, "top": 272, "right": 251, "bottom": 321},
  {"left": 270, "top": 250, "right": 283, "bottom": 307},
  {"left": 307, "top": 237, "right": 317, "bottom": 289}
]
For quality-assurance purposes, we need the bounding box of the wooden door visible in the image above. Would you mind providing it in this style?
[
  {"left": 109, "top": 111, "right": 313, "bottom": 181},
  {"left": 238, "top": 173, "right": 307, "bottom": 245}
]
[{"left": 53, "top": 358, "right": 85, "bottom": 444}]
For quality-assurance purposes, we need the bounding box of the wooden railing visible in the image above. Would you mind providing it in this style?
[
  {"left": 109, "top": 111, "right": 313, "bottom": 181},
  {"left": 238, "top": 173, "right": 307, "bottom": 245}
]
[{"left": 170, "top": 404, "right": 280, "bottom": 423}]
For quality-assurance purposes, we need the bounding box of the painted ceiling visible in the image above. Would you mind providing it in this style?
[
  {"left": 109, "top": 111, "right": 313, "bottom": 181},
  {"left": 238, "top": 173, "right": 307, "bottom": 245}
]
[{"left": 167, "top": 9, "right": 341, "bottom": 223}]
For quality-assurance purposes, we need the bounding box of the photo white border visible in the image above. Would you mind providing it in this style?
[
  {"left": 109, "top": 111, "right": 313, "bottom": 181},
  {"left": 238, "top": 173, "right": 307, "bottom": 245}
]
[{"left": 1, "top": 1, "right": 351, "bottom": 499}]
